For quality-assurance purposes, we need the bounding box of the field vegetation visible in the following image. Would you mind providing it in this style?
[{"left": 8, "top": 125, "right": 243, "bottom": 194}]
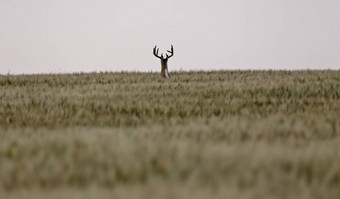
[{"left": 0, "top": 70, "right": 340, "bottom": 199}]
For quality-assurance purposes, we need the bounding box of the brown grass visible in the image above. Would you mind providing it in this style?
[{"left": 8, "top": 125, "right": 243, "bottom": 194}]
[{"left": 0, "top": 70, "right": 339, "bottom": 199}]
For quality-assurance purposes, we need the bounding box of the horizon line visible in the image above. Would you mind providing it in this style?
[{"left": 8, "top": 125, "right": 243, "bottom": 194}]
[{"left": 1, "top": 68, "right": 340, "bottom": 76}]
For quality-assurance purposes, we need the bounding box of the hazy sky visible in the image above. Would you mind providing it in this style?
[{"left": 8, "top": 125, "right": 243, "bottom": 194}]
[{"left": 0, "top": 0, "right": 339, "bottom": 74}]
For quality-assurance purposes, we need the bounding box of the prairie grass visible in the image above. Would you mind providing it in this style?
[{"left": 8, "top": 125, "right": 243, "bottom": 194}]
[{"left": 0, "top": 70, "right": 339, "bottom": 199}]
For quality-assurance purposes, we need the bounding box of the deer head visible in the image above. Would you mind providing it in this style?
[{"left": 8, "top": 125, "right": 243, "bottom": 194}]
[{"left": 153, "top": 45, "right": 174, "bottom": 78}]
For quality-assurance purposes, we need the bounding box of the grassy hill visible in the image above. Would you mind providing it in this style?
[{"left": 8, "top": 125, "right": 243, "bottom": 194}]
[{"left": 0, "top": 70, "right": 339, "bottom": 199}]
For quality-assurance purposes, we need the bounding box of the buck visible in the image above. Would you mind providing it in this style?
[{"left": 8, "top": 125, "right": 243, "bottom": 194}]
[{"left": 153, "top": 45, "right": 174, "bottom": 78}]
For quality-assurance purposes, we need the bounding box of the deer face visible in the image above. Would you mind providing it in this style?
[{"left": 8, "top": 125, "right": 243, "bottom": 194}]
[{"left": 161, "top": 57, "right": 168, "bottom": 66}]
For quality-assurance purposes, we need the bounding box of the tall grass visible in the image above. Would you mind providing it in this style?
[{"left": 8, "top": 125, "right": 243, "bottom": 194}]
[{"left": 0, "top": 70, "right": 339, "bottom": 199}]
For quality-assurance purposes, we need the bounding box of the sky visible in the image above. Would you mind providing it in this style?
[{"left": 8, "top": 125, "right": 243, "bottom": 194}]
[{"left": 0, "top": 0, "right": 339, "bottom": 74}]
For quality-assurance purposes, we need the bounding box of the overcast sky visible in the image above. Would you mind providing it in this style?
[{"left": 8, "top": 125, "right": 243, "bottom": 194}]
[{"left": 0, "top": 0, "right": 339, "bottom": 74}]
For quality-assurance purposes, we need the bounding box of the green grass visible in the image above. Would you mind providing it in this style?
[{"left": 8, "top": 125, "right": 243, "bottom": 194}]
[{"left": 0, "top": 70, "right": 339, "bottom": 199}]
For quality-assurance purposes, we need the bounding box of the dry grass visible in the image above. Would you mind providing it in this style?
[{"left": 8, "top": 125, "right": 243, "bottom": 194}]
[{"left": 0, "top": 70, "right": 339, "bottom": 198}]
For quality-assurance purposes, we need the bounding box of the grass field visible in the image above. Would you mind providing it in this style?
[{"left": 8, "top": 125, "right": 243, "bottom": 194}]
[{"left": 0, "top": 70, "right": 340, "bottom": 199}]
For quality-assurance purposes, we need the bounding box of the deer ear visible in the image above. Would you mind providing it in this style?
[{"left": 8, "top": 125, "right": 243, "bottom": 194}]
[{"left": 161, "top": 54, "right": 164, "bottom": 59}]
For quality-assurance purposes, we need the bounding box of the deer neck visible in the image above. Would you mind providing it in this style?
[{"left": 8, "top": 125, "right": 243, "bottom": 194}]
[
  {"left": 164, "top": 68, "right": 169, "bottom": 78},
  {"left": 161, "top": 59, "right": 168, "bottom": 71},
  {"left": 161, "top": 59, "right": 169, "bottom": 78}
]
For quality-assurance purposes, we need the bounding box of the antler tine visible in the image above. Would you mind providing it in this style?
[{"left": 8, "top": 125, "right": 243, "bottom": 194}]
[
  {"left": 153, "top": 45, "right": 162, "bottom": 59},
  {"left": 166, "top": 45, "right": 174, "bottom": 59}
]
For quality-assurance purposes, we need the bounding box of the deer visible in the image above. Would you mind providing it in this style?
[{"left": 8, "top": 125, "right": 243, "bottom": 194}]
[{"left": 153, "top": 45, "right": 174, "bottom": 78}]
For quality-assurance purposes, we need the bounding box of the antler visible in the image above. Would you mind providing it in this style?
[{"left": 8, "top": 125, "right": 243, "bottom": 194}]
[
  {"left": 166, "top": 45, "right": 174, "bottom": 59},
  {"left": 153, "top": 46, "right": 163, "bottom": 59},
  {"left": 153, "top": 45, "right": 174, "bottom": 59}
]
